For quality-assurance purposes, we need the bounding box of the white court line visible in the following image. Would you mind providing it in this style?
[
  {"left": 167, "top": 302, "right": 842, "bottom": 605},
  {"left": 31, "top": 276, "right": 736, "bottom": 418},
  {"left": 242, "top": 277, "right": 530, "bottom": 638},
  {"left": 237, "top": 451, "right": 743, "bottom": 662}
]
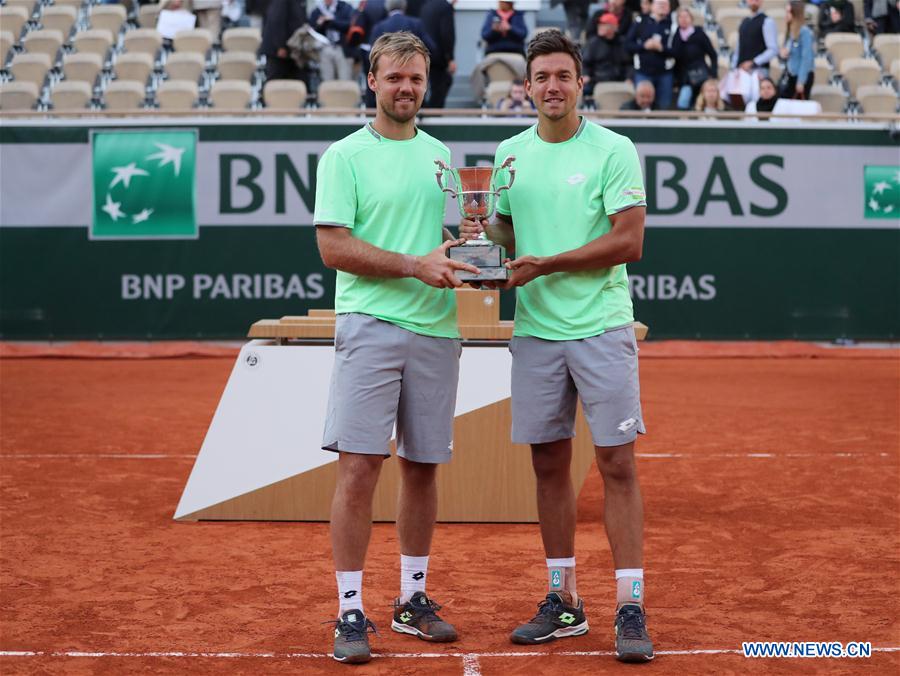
[
  {"left": 2, "top": 647, "right": 899, "bottom": 659},
  {"left": 0, "top": 452, "right": 893, "bottom": 460}
]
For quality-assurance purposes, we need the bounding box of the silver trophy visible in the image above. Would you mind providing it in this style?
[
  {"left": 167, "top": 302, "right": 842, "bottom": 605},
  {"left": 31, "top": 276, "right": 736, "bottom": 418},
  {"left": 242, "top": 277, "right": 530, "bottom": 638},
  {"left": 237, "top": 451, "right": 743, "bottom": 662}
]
[{"left": 435, "top": 156, "right": 516, "bottom": 281}]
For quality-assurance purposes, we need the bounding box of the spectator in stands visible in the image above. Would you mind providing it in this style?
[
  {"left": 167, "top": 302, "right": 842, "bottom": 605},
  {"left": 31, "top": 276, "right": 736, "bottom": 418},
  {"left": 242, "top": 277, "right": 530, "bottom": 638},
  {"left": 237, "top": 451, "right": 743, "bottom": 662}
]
[
  {"left": 731, "top": 0, "right": 778, "bottom": 77},
  {"left": 260, "top": 0, "right": 308, "bottom": 82},
  {"left": 864, "top": 0, "right": 900, "bottom": 34},
  {"left": 245, "top": 0, "right": 270, "bottom": 29},
  {"left": 552, "top": 0, "right": 592, "bottom": 43},
  {"left": 582, "top": 12, "right": 632, "bottom": 96},
  {"left": 586, "top": 0, "right": 634, "bottom": 40},
  {"left": 620, "top": 78, "right": 658, "bottom": 111},
  {"left": 310, "top": 0, "right": 354, "bottom": 81},
  {"left": 481, "top": 0, "right": 528, "bottom": 56},
  {"left": 818, "top": 0, "right": 856, "bottom": 37},
  {"left": 421, "top": 0, "right": 456, "bottom": 108},
  {"left": 357, "top": 0, "right": 388, "bottom": 107},
  {"left": 370, "top": 0, "right": 436, "bottom": 55},
  {"left": 193, "top": 0, "right": 224, "bottom": 41},
  {"left": 496, "top": 78, "right": 536, "bottom": 113},
  {"left": 671, "top": 6, "right": 717, "bottom": 109},
  {"left": 744, "top": 75, "right": 779, "bottom": 117},
  {"left": 157, "top": 0, "right": 197, "bottom": 42},
  {"left": 694, "top": 77, "right": 729, "bottom": 115},
  {"left": 625, "top": 0, "right": 675, "bottom": 109},
  {"left": 779, "top": 0, "right": 815, "bottom": 99}
]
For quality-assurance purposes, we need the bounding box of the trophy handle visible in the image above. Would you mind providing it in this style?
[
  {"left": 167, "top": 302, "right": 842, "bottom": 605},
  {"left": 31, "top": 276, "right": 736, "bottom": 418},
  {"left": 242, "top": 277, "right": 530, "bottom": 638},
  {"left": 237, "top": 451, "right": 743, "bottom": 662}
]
[
  {"left": 434, "top": 159, "right": 458, "bottom": 199},
  {"left": 492, "top": 155, "right": 516, "bottom": 195}
]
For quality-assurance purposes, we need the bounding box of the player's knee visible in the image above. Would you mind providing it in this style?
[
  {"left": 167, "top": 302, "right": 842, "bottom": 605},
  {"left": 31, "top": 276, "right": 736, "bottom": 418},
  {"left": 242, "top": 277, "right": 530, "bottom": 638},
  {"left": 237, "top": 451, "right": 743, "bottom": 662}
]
[
  {"left": 595, "top": 446, "right": 637, "bottom": 484},
  {"left": 336, "top": 453, "right": 383, "bottom": 497},
  {"left": 531, "top": 447, "right": 570, "bottom": 480}
]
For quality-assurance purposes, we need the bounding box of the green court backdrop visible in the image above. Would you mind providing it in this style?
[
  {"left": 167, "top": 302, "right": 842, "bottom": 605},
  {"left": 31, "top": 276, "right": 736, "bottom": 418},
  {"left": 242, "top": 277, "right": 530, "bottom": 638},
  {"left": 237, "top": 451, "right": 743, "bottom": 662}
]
[{"left": 1, "top": 119, "right": 898, "bottom": 340}]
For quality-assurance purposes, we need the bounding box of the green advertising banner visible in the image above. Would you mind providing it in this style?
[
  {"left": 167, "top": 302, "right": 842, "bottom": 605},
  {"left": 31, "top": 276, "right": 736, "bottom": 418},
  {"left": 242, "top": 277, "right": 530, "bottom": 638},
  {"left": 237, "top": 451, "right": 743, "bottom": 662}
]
[{"left": 1, "top": 120, "right": 898, "bottom": 340}]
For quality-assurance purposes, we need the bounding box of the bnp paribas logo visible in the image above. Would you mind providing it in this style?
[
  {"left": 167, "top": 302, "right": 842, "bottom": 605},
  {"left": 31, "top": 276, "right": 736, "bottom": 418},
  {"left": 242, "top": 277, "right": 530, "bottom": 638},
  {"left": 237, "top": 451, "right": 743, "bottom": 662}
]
[
  {"left": 91, "top": 130, "right": 197, "bottom": 239},
  {"left": 863, "top": 166, "right": 900, "bottom": 220}
]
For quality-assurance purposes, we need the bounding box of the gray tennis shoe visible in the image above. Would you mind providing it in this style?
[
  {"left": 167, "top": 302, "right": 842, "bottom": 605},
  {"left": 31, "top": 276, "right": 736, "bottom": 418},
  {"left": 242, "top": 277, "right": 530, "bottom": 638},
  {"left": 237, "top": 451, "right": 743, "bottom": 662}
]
[
  {"left": 614, "top": 603, "right": 654, "bottom": 662},
  {"left": 331, "top": 609, "right": 376, "bottom": 664}
]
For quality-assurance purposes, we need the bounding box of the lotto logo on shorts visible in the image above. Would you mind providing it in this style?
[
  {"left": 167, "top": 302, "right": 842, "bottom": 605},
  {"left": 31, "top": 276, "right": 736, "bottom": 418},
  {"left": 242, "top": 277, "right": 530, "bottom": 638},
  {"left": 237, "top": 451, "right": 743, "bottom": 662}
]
[{"left": 632, "top": 580, "right": 642, "bottom": 598}]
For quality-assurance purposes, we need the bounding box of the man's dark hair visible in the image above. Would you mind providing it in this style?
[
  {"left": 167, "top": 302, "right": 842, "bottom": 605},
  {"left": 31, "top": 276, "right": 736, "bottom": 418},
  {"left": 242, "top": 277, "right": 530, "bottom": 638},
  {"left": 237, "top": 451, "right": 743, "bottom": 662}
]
[{"left": 525, "top": 28, "right": 582, "bottom": 80}]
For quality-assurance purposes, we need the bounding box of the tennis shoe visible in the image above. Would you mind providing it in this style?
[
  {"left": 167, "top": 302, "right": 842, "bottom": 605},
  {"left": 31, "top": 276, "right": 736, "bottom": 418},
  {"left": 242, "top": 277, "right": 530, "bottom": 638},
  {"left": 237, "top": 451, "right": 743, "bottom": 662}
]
[
  {"left": 510, "top": 591, "right": 589, "bottom": 644},
  {"left": 614, "top": 603, "right": 654, "bottom": 662},
  {"left": 391, "top": 591, "right": 458, "bottom": 642},
  {"left": 331, "top": 609, "right": 376, "bottom": 664}
]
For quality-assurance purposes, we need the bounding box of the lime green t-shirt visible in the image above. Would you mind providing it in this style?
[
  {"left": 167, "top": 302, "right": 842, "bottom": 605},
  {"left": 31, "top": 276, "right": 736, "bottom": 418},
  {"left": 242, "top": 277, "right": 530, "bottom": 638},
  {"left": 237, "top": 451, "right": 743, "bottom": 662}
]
[
  {"left": 494, "top": 118, "right": 646, "bottom": 341},
  {"left": 313, "top": 124, "right": 458, "bottom": 338}
]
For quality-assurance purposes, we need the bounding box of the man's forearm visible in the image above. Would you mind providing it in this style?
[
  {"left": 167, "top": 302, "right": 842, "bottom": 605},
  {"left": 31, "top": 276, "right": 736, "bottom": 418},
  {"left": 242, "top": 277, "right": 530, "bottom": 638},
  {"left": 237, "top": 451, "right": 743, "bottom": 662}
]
[
  {"left": 486, "top": 217, "right": 516, "bottom": 252},
  {"left": 542, "top": 229, "right": 641, "bottom": 274},
  {"left": 318, "top": 229, "right": 417, "bottom": 278}
]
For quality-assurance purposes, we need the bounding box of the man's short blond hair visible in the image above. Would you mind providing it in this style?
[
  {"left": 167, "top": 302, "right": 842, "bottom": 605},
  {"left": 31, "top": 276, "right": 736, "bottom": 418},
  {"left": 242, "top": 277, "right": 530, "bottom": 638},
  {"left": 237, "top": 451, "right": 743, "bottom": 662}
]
[{"left": 368, "top": 31, "right": 430, "bottom": 77}]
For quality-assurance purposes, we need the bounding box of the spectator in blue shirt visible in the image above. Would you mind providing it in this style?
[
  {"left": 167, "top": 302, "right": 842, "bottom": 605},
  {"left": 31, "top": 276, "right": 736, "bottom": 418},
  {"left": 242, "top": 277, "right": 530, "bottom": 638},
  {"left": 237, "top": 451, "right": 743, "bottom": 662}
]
[
  {"left": 625, "top": 0, "right": 675, "bottom": 108},
  {"left": 779, "top": 1, "right": 815, "bottom": 99},
  {"left": 481, "top": 0, "right": 528, "bottom": 56}
]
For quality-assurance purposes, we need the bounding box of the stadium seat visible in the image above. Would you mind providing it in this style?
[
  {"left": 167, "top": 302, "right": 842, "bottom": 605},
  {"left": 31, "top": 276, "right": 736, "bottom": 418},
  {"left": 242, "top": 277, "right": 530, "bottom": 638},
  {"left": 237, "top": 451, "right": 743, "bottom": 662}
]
[
  {"left": 708, "top": 32, "right": 720, "bottom": 53},
  {"left": 706, "top": 0, "right": 740, "bottom": 15},
  {"left": 222, "top": 27, "right": 261, "bottom": 54},
  {"left": 872, "top": 33, "right": 900, "bottom": 62},
  {"left": 104, "top": 79, "right": 146, "bottom": 110},
  {"left": 10, "top": 52, "right": 51, "bottom": 90},
  {"left": 855, "top": 85, "right": 898, "bottom": 114},
  {"left": 62, "top": 52, "right": 103, "bottom": 86},
  {"left": 216, "top": 51, "right": 257, "bottom": 81},
  {"left": 173, "top": 29, "right": 213, "bottom": 56},
  {"left": 814, "top": 56, "right": 832, "bottom": 87},
  {"left": 53, "top": 0, "right": 86, "bottom": 8},
  {"left": 717, "top": 55, "right": 729, "bottom": 80},
  {"left": 891, "top": 59, "right": 900, "bottom": 83},
  {"left": 39, "top": 6, "right": 77, "bottom": 38},
  {"left": 209, "top": 79, "right": 252, "bottom": 109},
  {"left": 484, "top": 79, "right": 511, "bottom": 108},
  {"left": 824, "top": 33, "right": 864, "bottom": 71},
  {"left": 840, "top": 58, "right": 883, "bottom": 97},
  {"left": 89, "top": 5, "right": 127, "bottom": 40},
  {"left": 592, "top": 81, "right": 634, "bottom": 110},
  {"left": 1, "top": 31, "right": 14, "bottom": 63},
  {"left": 0, "top": 7, "right": 30, "bottom": 42},
  {"left": 809, "top": 83, "right": 847, "bottom": 113},
  {"left": 114, "top": 52, "right": 154, "bottom": 87},
  {"left": 766, "top": 7, "right": 785, "bottom": 23},
  {"left": 23, "top": 29, "right": 64, "bottom": 62},
  {"left": 715, "top": 8, "right": 751, "bottom": 38},
  {"left": 0, "top": 81, "right": 39, "bottom": 110},
  {"left": 72, "top": 29, "right": 114, "bottom": 61},
  {"left": 262, "top": 78, "right": 307, "bottom": 108},
  {"left": 156, "top": 79, "right": 198, "bottom": 110},
  {"left": 483, "top": 52, "right": 526, "bottom": 84},
  {"left": 51, "top": 80, "right": 92, "bottom": 110},
  {"left": 123, "top": 28, "right": 163, "bottom": 59},
  {"left": 4, "top": 0, "right": 37, "bottom": 15},
  {"left": 164, "top": 51, "right": 205, "bottom": 83},
  {"left": 317, "top": 79, "right": 360, "bottom": 108},
  {"left": 138, "top": 2, "right": 162, "bottom": 29}
]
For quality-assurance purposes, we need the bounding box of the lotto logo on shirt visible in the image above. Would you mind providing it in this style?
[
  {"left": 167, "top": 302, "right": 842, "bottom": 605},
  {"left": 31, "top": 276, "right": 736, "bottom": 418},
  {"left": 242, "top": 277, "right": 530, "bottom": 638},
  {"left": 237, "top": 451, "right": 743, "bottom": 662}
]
[{"left": 863, "top": 166, "right": 900, "bottom": 219}]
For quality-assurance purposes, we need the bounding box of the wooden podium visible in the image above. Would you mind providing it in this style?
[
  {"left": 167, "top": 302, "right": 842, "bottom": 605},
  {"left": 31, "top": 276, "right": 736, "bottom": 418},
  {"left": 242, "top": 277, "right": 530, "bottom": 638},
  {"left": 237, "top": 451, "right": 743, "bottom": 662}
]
[{"left": 174, "top": 289, "right": 647, "bottom": 523}]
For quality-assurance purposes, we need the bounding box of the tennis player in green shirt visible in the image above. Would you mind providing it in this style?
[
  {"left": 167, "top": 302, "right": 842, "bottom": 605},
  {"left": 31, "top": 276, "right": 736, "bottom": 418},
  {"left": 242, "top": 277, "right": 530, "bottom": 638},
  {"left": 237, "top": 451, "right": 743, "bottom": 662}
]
[
  {"left": 461, "top": 28, "right": 655, "bottom": 663},
  {"left": 314, "top": 32, "right": 478, "bottom": 664}
]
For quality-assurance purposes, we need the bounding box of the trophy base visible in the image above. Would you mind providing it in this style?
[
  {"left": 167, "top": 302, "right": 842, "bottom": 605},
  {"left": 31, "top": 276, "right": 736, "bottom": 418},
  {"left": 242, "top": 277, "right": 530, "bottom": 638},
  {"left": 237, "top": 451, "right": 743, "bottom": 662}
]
[{"left": 447, "top": 242, "right": 509, "bottom": 282}]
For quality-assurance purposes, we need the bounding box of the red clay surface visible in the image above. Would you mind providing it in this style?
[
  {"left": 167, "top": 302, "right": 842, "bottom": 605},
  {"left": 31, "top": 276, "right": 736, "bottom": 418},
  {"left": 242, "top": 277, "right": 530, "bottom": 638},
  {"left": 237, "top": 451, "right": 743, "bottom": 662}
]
[{"left": 1, "top": 351, "right": 899, "bottom": 675}]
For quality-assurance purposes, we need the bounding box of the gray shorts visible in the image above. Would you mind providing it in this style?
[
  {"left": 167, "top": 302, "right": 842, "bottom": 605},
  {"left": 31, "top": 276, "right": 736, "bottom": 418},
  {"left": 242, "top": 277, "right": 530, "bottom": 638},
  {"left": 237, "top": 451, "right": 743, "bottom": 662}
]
[
  {"left": 510, "top": 325, "right": 646, "bottom": 447},
  {"left": 322, "top": 313, "right": 461, "bottom": 464}
]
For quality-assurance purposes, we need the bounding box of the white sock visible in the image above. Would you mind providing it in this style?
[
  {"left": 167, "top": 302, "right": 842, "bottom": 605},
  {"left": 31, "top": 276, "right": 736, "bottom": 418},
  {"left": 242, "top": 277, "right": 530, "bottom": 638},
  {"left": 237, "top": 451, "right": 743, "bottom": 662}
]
[
  {"left": 400, "top": 554, "right": 429, "bottom": 603},
  {"left": 336, "top": 570, "right": 363, "bottom": 615},
  {"left": 615, "top": 568, "right": 644, "bottom": 607},
  {"left": 547, "top": 557, "right": 577, "bottom": 600}
]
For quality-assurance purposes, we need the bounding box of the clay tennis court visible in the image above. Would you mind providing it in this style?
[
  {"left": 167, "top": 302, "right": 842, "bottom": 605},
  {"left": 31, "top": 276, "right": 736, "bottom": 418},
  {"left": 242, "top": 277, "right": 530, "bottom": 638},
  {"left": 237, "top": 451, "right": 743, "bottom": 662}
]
[{"left": 1, "top": 342, "right": 898, "bottom": 674}]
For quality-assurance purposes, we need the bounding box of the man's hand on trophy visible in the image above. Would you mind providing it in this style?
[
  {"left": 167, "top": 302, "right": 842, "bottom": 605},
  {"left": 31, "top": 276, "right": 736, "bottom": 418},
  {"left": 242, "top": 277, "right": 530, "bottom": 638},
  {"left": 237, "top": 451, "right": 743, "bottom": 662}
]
[
  {"left": 459, "top": 217, "right": 489, "bottom": 241},
  {"left": 499, "top": 255, "right": 546, "bottom": 288},
  {"left": 412, "top": 239, "right": 480, "bottom": 288}
]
